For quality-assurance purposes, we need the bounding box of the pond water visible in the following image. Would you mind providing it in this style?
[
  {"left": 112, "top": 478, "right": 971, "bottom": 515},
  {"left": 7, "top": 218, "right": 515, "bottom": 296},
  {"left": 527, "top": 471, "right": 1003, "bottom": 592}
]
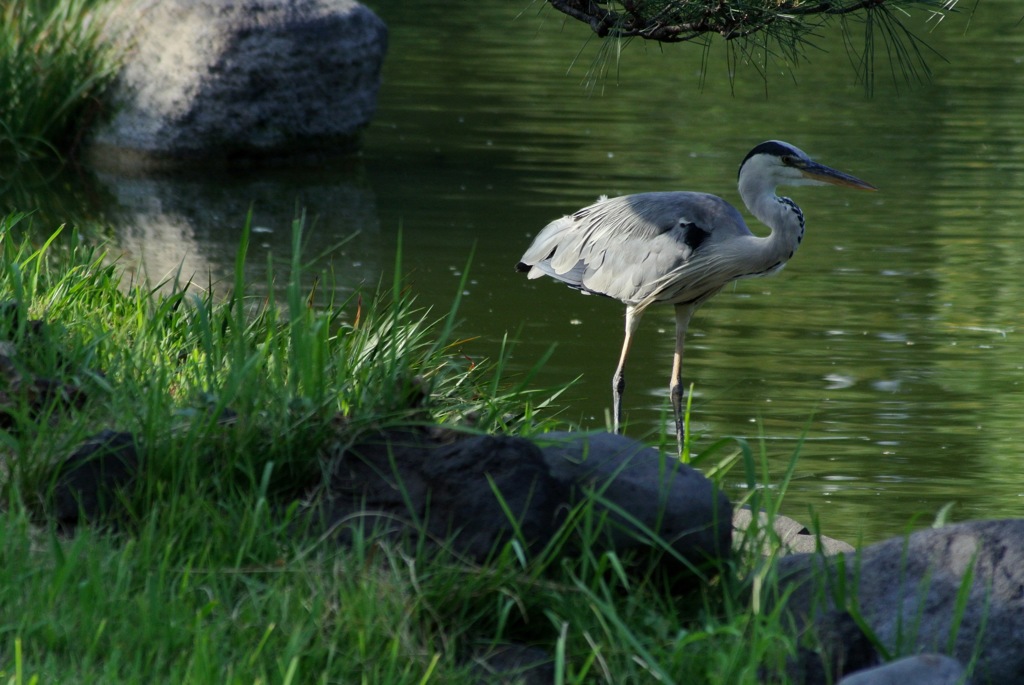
[{"left": 5, "top": 0, "right": 1024, "bottom": 543}]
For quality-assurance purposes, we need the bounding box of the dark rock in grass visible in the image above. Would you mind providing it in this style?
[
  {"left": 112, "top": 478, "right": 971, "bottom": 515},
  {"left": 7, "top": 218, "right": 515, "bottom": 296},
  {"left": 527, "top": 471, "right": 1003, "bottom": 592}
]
[
  {"left": 781, "top": 610, "right": 881, "bottom": 685},
  {"left": 326, "top": 428, "right": 432, "bottom": 537},
  {"left": 0, "top": 314, "right": 89, "bottom": 431},
  {"left": 535, "top": 431, "right": 732, "bottom": 569},
  {"left": 0, "top": 304, "right": 71, "bottom": 372},
  {"left": 779, "top": 519, "right": 1024, "bottom": 684},
  {"left": 53, "top": 431, "right": 139, "bottom": 532},
  {"left": 325, "top": 429, "right": 730, "bottom": 570},
  {"left": 467, "top": 644, "right": 554, "bottom": 685},
  {"left": 0, "top": 355, "right": 88, "bottom": 415},
  {"left": 837, "top": 654, "right": 966, "bottom": 685},
  {"left": 420, "top": 435, "right": 566, "bottom": 561},
  {"left": 327, "top": 430, "right": 564, "bottom": 560},
  {"left": 91, "top": 0, "right": 387, "bottom": 167}
]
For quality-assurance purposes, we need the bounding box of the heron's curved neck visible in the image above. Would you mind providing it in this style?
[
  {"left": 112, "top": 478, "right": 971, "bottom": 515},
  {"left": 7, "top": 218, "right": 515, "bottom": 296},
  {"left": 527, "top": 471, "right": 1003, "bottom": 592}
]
[{"left": 738, "top": 175, "right": 805, "bottom": 270}]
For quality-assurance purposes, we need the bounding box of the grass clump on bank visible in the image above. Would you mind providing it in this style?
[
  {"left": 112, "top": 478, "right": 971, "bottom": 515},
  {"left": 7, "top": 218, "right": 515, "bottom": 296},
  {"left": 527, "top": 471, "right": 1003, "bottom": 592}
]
[
  {"left": 0, "top": 0, "right": 122, "bottom": 162},
  {"left": 0, "top": 210, "right": 555, "bottom": 507},
  {"left": 0, "top": 212, "right": 814, "bottom": 683}
]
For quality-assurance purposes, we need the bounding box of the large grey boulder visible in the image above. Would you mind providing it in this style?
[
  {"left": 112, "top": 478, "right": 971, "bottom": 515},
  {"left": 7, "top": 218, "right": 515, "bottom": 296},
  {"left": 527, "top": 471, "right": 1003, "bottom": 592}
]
[
  {"left": 53, "top": 431, "right": 139, "bottom": 532},
  {"left": 91, "top": 0, "right": 387, "bottom": 166},
  {"left": 779, "top": 519, "right": 1024, "bottom": 684}
]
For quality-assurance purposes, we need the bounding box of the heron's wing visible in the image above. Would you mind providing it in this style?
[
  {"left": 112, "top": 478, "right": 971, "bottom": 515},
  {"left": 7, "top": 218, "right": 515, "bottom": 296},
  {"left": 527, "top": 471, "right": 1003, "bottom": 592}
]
[{"left": 517, "top": 191, "right": 751, "bottom": 306}]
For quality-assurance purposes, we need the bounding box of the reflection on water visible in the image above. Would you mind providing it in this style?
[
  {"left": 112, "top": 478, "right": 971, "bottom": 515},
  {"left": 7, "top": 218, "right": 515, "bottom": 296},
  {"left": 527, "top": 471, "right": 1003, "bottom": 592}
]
[
  {"left": 94, "top": 162, "right": 382, "bottom": 294},
  {"left": 4, "top": 0, "right": 1024, "bottom": 542}
]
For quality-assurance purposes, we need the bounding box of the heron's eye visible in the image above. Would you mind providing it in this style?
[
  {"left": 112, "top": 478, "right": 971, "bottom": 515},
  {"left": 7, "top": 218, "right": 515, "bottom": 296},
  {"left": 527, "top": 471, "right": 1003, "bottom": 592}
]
[{"left": 781, "top": 155, "right": 797, "bottom": 166}]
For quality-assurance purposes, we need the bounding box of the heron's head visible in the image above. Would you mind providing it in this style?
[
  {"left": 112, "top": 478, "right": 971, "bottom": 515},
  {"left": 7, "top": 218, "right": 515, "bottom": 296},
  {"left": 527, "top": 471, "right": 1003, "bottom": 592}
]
[{"left": 738, "top": 140, "right": 877, "bottom": 192}]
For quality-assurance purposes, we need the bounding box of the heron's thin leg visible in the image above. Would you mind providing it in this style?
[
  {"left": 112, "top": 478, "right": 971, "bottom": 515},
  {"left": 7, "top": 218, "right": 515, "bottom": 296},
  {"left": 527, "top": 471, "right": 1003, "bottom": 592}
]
[
  {"left": 612, "top": 305, "right": 643, "bottom": 434},
  {"left": 670, "top": 304, "right": 696, "bottom": 455}
]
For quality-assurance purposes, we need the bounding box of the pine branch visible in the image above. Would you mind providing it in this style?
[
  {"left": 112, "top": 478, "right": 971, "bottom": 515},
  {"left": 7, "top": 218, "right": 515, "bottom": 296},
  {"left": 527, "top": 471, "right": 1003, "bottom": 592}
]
[
  {"left": 547, "top": 0, "right": 954, "bottom": 88},
  {"left": 548, "top": 0, "right": 934, "bottom": 42}
]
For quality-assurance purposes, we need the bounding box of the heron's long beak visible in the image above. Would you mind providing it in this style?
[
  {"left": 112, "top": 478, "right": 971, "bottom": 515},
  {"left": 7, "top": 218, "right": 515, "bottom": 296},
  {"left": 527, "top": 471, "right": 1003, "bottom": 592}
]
[{"left": 799, "top": 160, "right": 877, "bottom": 191}]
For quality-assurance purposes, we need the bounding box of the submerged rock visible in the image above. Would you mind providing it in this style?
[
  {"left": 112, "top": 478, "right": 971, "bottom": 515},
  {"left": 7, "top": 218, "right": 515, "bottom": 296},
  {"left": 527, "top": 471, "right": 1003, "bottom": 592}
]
[{"left": 91, "top": 0, "right": 388, "bottom": 166}]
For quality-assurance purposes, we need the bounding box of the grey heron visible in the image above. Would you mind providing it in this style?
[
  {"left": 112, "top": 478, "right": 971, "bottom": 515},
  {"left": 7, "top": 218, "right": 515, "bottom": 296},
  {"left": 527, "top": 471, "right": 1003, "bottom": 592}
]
[{"left": 516, "top": 140, "right": 876, "bottom": 453}]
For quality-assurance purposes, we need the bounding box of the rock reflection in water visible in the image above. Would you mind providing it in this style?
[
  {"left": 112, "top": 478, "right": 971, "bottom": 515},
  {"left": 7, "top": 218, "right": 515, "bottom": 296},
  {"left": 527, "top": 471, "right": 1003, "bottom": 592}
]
[{"left": 94, "top": 162, "right": 383, "bottom": 297}]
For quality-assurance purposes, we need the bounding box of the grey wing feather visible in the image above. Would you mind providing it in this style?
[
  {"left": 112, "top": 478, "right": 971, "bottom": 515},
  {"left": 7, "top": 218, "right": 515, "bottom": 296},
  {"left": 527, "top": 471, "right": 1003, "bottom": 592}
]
[{"left": 518, "top": 191, "right": 751, "bottom": 307}]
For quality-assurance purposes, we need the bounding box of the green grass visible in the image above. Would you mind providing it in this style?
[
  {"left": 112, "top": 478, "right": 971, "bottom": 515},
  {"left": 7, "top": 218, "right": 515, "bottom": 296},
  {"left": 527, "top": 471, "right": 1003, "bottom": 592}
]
[
  {"left": 0, "top": 211, "right": 919, "bottom": 684},
  {"left": 0, "top": 0, "right": 122, "bottom": 162}
]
